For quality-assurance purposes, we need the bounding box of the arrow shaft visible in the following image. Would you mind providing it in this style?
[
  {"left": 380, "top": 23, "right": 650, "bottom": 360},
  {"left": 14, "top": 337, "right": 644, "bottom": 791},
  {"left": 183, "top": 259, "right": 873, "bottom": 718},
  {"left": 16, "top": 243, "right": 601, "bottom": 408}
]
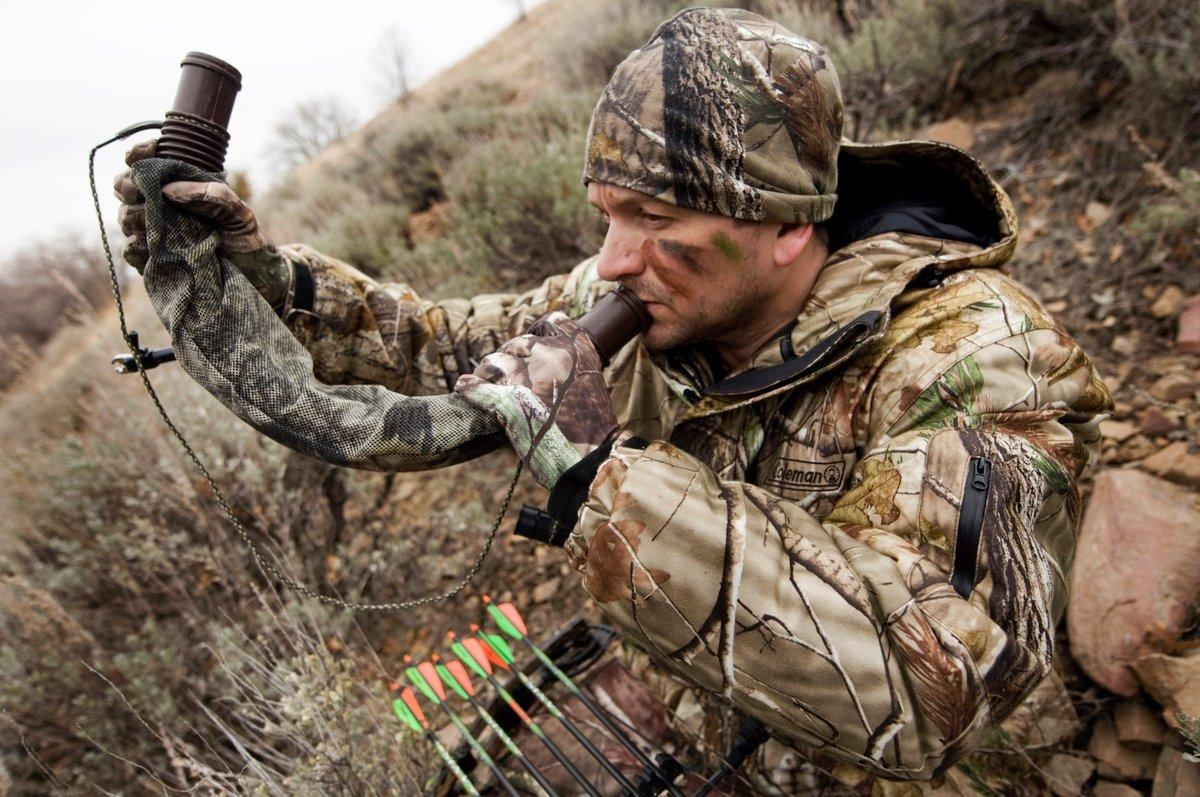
[
  {"left": 465, "top": 694, "right": 560, "bottom": 796},
  {"left": 508, "top": 665, "right": 639, "bottom": 795},
  {"left": 519, "top": 637, "right": 686, "bottom": 797},
  {"left": 439, "top": 702, "right": 521, "bottom": 797},
  {"left": 426, "top": 731, "right": 482, "bottom": 797},
  {"left": 480, "top": 670, "right": 604, "bottom": 797}
]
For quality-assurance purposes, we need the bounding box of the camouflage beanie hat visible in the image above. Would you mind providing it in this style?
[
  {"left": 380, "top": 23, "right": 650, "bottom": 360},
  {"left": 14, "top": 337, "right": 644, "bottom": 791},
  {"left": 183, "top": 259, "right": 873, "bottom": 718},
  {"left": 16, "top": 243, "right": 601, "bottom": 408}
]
[{"left": 583, "top": 7, "right": 844, "bottom": 225}]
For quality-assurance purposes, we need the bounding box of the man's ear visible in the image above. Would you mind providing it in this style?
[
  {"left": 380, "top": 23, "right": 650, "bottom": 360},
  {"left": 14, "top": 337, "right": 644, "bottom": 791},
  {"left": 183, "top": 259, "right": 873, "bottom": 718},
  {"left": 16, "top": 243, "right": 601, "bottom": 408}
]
[{"left": 774, "top": 223, "right": 815, "bottom": 267}]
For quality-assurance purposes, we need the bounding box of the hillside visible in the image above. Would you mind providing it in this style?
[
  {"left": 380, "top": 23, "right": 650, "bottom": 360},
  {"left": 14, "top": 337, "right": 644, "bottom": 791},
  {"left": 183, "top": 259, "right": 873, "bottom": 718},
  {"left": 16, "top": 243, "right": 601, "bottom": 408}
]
[{"left": 2, "top": 0, "right": 1199, "bottom": 793}]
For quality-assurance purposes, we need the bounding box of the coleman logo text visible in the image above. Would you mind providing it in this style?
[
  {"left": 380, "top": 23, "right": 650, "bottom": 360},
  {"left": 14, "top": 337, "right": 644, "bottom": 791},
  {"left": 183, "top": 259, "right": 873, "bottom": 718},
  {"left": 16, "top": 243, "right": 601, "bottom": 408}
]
[{"left": 765, "top": 457, "right": 845, "bottom": 493}]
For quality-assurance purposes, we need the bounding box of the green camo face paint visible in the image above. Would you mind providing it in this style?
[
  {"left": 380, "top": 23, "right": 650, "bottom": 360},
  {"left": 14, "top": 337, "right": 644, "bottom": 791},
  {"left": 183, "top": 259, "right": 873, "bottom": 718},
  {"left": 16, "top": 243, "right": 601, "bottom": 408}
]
[{"left": 712, "top": 230, "right": 744, "bottom": 265}]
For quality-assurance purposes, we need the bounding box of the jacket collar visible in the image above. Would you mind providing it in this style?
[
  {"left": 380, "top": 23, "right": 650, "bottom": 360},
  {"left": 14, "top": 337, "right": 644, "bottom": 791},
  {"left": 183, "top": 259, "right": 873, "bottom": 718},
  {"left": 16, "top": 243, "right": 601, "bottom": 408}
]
[{"left": 649, "top": 139, "right": 1019, "bottom": 418}]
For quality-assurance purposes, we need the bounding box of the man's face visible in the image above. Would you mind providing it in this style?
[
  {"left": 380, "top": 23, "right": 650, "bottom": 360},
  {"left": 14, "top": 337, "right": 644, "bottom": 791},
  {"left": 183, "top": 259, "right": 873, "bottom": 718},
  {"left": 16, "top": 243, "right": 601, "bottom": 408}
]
[{"left": 587, "top": 182, "right": 785, "bottom": 352}]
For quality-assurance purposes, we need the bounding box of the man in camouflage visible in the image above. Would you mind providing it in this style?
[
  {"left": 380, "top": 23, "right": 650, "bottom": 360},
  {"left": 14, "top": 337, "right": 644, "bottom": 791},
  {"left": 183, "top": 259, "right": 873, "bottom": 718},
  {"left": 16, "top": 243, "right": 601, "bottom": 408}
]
[{"left": 115, "top": 7, "right": 1111, "bottom": 793}]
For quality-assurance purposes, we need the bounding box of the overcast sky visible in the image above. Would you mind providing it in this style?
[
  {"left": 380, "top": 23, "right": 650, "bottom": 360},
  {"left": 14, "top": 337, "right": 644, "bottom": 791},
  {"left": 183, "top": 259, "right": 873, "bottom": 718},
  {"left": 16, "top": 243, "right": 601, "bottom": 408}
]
[{"left": 0, "top": 0, "right": 543, "bottom": 262}]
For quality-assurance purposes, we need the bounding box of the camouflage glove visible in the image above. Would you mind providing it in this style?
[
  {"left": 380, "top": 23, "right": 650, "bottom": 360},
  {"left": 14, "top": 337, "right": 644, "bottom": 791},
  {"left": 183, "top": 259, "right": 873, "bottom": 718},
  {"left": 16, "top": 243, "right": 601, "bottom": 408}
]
[
  {"left": 113, "top": 139, "right": 292, "bottom": 309},
  {"left": 455, "top": 312, "right": 618, "bottom": 489}
]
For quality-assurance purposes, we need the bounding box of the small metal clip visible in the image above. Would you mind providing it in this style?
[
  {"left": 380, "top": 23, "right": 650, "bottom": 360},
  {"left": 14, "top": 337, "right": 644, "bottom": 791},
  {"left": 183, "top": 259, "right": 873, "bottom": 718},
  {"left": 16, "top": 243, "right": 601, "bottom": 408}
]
[{"left": 111, "top": 331, "right": 177, "bottom": 374}]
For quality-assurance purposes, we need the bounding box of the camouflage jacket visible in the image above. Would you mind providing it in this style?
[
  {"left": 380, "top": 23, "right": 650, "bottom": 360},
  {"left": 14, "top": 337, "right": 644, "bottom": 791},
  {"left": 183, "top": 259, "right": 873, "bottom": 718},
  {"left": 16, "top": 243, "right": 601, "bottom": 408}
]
[{"left": 277, "top": 143, "right": 1110, "bottom": 780}]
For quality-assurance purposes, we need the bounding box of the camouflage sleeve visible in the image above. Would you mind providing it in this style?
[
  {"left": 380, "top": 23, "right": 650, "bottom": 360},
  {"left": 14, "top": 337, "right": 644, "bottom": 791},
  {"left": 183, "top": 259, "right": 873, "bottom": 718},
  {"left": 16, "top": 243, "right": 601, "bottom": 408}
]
[
  {"left": 274, "top": 244, "right": 603, "bottom": 395},
  {"left": 562, "top": 296, "right": 1110, "bottom": 779}
]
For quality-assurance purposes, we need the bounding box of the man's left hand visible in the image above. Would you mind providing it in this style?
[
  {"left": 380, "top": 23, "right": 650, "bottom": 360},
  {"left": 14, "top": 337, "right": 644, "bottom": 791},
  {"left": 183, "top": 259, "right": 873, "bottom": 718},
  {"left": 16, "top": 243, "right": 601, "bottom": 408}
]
[{"left": 455, "top": 312, "right": 617, "bottom": 488}]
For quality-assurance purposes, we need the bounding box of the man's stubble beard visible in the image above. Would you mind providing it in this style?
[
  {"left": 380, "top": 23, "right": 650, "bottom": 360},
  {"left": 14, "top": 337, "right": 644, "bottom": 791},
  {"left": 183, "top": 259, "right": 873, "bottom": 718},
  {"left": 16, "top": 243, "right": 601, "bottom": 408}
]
[{"left": 633, "top": 269, "right": 770, "bottom": 354}]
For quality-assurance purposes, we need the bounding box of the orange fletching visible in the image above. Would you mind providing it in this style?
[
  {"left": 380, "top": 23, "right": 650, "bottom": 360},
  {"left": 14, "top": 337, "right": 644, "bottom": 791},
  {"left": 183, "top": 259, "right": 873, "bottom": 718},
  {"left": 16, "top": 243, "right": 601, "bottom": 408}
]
[
  {"left": 477, "top": 635, "right": 511, "bottom": 670},
  {"left": 418, "top": 661, "right": 446, "bottom": 701},
  {"left": 401, "top": 688, "right": 428, "bottom": 728},
  {"left": 446, "top": 660, "right": 475, "bottom": 696},
  {"left": 498, "top": 602, "right": 528, "bottom": 635},
  {"left": 463, "top": 637, "right": 494, "bottom": 675}
]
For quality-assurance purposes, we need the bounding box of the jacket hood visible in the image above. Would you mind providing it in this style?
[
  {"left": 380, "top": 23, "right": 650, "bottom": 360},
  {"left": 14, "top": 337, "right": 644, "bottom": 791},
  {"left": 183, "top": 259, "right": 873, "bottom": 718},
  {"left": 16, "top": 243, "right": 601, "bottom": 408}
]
[
  {"left": 665, "top": 138, "right": 1019, "bottom": 415},
  {"left": 829, "top": 139, "right": 1017, "bottom": 260}
]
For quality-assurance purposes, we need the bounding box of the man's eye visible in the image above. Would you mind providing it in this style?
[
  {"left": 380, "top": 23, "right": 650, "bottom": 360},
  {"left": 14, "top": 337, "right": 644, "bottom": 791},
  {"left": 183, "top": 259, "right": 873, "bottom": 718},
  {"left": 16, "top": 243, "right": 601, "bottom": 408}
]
[
  {"left": 595, "top": 209, "right": 610, "bottom": 223},
  {"left": 641, "top": 211, "right": 668, "bottom": 223}
]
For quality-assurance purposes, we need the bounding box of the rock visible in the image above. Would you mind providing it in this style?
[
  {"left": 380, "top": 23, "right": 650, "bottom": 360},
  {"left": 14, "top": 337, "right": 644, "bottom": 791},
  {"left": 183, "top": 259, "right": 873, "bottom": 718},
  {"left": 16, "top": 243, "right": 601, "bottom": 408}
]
[
  {"left": 1131, "top": 651, "right": 1200, "bottom": 728},
  {"left": 1093, "top": 782, "right": 1144, "bottom": 797},
  {"left": 1087, "top": 200, "right": 1115, "bottom": 227},
  {"left": 1115, "top": 700, "right": 1168, "bottom": 747},
  {"left": 1109, "top": 434, "right": 1158, "bottom": 464},
  {"left": 1150, "top": 373, "right": 1197, "bottom": 401},
  {"left": 1139, "top": 407, "right": 1180, "bottom": 436},
  {"left": 1044, "top": 753, "right": 1094, "bottom": 797},
  {"left": 1067, "top": 470, "right": 1200, "bottom": 695},
  {"left": 1141, "top": 442, "right": 1200, "bottom": 490},
  {"left": 1152, "top": 285, "right": 1188, "bottom": 319},
  {"left": 1111, "top": 334, "right": 1138, "bottom": 356},
  {"left": 1101, "top": 420, "right": 1139, "bottom": 442},
  {"left": 1178, "top": 295, "right": 1200, "bottom": 354},
  {"left": 1090, "top": 716, "right": 1160, "bottom": 780},
  {"left": 922, "top": 117, "right": 975, "bottom": 150},
  {"left": 1152, "top": 745, "right": 1200, "bottom": 797},
  {"left": 532, "top": 576, "right": 561, "bottom": 604}
]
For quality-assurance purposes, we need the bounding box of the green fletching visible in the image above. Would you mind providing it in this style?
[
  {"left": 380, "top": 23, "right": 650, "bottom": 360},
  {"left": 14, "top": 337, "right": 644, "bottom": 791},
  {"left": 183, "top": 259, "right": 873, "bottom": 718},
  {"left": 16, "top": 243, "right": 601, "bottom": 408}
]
[
  {"left": 487, "top": 602, "right": 523, "bottom": 639},
  {"left": 391, "top": 698, "right": 423, "bottom": 733},
  {"left": 406, "top": 666, "right": 440, "bottom": 705},
  {"left": 483, "top": 632, "right": 515, "bottom": 663},
  {"left": 437, "top": 663, "right": 469, "bottom": 701},
  {"left": 453, "top": 641, "right": 488, "bottom": 680}
]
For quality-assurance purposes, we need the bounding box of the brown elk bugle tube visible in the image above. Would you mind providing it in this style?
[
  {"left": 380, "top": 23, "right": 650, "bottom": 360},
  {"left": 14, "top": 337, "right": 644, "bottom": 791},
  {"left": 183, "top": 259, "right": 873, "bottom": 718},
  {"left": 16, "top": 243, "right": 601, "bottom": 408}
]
[
  {"left": 576, "top": 286, "right": 652, "bottom": 365},
  {"left": 157, "top": 52, "right": 242, "bottom": 172}
]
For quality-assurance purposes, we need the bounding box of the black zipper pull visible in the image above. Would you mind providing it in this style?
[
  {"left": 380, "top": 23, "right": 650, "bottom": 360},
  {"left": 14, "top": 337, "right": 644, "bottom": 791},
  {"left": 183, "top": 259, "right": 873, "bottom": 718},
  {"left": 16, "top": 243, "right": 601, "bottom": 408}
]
[
  {"left": 971, "top": 458, "right": 989, "bottom": 491},
  {"left": 952, "top": 457, "right": 991, "bottom": 599}
]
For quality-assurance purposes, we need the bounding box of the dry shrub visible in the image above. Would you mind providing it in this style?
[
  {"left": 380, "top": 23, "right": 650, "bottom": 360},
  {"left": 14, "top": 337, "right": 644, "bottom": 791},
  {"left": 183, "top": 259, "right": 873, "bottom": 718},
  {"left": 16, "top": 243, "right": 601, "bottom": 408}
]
[
  {"left": 0, "top": 293, "right": 551, "bottom": 793},
  {"left": 398, "top": 121, "right": 605, "bottom": 296},
  {"left": 258, "top": 168, "right": 374, "bottom": 247},
  {"left": 0, "top": 298, "right": 440, "bottom": 792},
  {"left": 0, "top": 234, "right": 114, "bottom": 391},
  {"left": 547, "top": 0, "right": 689, "bottom": 89},
  {"left": 310, "top": 202, "right": 412, "bottom": 279}
]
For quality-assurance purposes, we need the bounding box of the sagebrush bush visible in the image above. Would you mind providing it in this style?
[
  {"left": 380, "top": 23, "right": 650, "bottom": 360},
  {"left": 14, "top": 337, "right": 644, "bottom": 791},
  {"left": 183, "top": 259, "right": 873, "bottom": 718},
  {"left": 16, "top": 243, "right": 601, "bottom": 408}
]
[
  {"left": 1131, "top": 167, "right": 1200, "bottom": 253},
  {"left": 261, "top": 168, "right": 374, "bottom": 246},
  {"left": 0, "top": 234, "right": 114, "bottom": 391},
  {"left": 547, "top": 0, "right": 689, "bottom": 89},
  {"left": 440, "top": 126, "right": 605, "bottom": 288},
  {"left": 0, "top": 295, "right": 549, "bottom": 792},
  {"left": 0, "top": 304, "right": 440, "bottom": 792},
  {"left": 362, "top": 104, "right": 510, "bottom": 211},
  {"left": 310, "top": 202, "right": 412, "bottom": 278}
]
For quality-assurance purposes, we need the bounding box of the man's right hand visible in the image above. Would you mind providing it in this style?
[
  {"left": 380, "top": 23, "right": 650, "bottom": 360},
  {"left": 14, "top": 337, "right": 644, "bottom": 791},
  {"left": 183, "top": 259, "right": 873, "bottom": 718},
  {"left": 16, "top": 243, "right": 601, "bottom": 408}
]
[{"left": 113, "top": 139, "right": 293, "bottom": 310}]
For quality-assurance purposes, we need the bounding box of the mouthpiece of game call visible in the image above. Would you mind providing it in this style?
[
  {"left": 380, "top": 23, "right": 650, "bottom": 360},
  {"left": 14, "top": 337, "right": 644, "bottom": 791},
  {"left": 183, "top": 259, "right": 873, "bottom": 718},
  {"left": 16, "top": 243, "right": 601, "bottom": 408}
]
[{"left": 575, "top": 287, "right": 652, "bottom": 364}]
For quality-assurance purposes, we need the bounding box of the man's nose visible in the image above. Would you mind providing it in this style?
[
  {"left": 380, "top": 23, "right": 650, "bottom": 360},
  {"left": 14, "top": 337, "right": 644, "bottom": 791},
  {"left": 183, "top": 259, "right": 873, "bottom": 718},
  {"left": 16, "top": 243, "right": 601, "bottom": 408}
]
[{"left": 595, "top": 223, "right": 645, "bottom": 282}]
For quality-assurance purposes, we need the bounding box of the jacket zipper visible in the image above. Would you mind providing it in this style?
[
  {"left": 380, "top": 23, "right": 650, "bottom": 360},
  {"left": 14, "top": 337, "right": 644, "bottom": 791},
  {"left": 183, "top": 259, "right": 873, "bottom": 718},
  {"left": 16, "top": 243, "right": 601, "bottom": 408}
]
[{"left": 951, "top": 457, "right": 991, "bottom": 599}]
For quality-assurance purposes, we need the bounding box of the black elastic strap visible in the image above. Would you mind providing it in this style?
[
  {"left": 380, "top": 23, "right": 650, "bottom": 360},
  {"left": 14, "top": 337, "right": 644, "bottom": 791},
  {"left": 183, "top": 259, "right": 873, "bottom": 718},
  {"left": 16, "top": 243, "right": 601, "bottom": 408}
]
[
  {"left": 292, "top": 260, "right": 315, "bottom": 314},
  {"left": 539, "top": 436, "right": 649, "bottom": 543}
]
